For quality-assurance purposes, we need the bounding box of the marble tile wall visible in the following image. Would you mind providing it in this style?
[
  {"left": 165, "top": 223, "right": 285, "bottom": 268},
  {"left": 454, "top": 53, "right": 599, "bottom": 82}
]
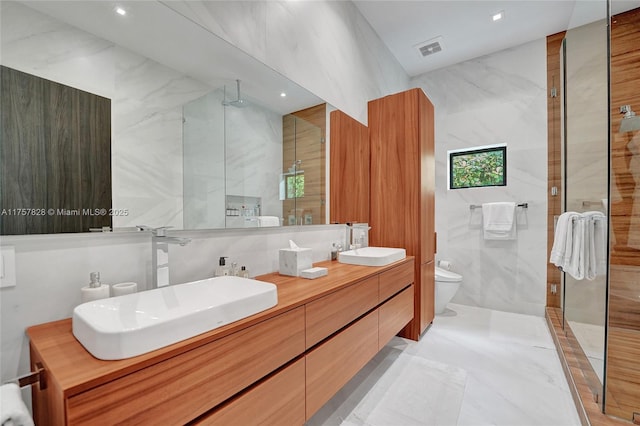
[
  {"left": 163, "top": 0, "right": 410, "bottom": 125},
  {"left": 183, "top": 88, "right": 283, "bottom": 229},
  {"left": 412, "top": 39, "right": 549, "bottom": 316}
]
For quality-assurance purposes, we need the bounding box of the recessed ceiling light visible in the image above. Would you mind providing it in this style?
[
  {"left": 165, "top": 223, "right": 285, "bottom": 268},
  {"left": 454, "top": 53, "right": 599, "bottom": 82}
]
[
  {"left": 492, "top": 11, "right": 504, "bottom": 22},
  {"left": 115, "top": 6, "right": 127, "bottom": 16},
  {"left": 280, "top": 92, "right": 287, "bottom": 98}
]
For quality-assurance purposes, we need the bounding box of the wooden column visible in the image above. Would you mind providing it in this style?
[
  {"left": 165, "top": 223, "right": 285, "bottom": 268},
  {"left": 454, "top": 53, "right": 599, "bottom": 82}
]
[
  {"left": 546, "top": 32, "right": 565, "bottom": 308},
  {"left": 368, "top": 88, "right": 436, "bottom": 340}
]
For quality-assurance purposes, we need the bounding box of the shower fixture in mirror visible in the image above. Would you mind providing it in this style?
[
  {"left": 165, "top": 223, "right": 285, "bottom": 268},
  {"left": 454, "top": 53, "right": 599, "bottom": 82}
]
[{"left": 0, "top": 0, "right": 327, "bottom": 235}]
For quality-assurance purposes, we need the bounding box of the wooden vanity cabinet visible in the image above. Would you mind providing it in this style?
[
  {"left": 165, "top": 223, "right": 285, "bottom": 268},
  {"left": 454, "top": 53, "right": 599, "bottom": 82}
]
[
  {"left": 28, "top": 259, "right": 415, "bottom": 425},
  {"left": 306, "top": 310, "right": 380, "bottom": 419},
  {"left": 194, "top": 358, "right": 306, "bottom": 426},
  {"left": 305, "top": 275, "right": 379, "bottom": 348}
]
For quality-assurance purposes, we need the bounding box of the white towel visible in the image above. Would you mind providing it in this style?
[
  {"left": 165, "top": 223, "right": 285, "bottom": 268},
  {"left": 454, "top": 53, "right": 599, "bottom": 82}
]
[
  {"left": 482, "top": 202, "right": 516, "bottom": 240},
  {"left": 583, "top": 211, "right": 606, "bottom": 279},
  {"left": 0, "top": 383, "right": 34, "bottom": 426},
  {"left": 563, "top": 217, "right": 585, "bottom": 280},
  {"left": 550, "top": 211, "right": 606, "bottom": 281},
  {"left": 257, "top": 216, "right": 280, "bottom": 227},
  {"left": 550, "top": 212, "right": 581, "bottom": 268}
]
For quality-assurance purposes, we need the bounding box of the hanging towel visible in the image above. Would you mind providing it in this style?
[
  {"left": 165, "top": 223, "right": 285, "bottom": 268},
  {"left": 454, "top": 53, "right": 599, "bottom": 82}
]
[
  {"left": 550, "top": 211, "right": 606, "bottom": 281},
  {"left": 583, "top": 211, "right": 606, "bottom": 280},
  {"left": 257, "top": 216, "right": 280, "bottom": 227},
  {"left": 0, "top": 383, "right": 34, "bottom": 426},
  {"left": 563, "top": 216, "right": 585, "bottom": 280},
  {"left": 482, "top": 202, "right": 516, "bottom": 240},
  {"left": 550, "top": 212, "right": 581, "bottom": 268}
]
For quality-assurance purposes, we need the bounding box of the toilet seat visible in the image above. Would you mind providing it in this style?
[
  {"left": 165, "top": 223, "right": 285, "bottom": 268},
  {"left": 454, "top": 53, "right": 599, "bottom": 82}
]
[{"left": 435, "top": 266, "right": 462, "bottom": 282}]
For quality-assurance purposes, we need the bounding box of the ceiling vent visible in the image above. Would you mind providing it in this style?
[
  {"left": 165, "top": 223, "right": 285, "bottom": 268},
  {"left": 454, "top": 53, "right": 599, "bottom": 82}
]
[{"left": 415, "top": 36, "right": 444, "bottom": 57}]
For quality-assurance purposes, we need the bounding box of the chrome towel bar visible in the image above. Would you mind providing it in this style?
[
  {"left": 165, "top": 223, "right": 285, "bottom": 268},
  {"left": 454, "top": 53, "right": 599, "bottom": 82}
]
[{"left": 469, "top": 202, "right": 528, "bottom": 210}]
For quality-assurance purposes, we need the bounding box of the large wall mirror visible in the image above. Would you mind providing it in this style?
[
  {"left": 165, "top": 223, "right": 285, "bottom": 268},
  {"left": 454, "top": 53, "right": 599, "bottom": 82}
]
[{"left": 0, "top": 0, "right": 330, "bottom": 235}]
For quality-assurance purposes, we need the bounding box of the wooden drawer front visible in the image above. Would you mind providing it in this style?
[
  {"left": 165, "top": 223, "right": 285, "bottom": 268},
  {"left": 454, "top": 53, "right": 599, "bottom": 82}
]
[
  {"left": 305, "top": 310, "right": 379, "bottom": 420},
  {"left": 67, "top": 307, "right": 305, "bottom": 425},
  {"left": 379, "top": 285, "right": 414, "bottom": 350},
  {"left": 379, "top": 259, "right": 414, "bottom": 302},
  {"left": 305, "top": 276, "right": 378, "bottom": 348},
  {"left": 196, "top": 358, "right": 305, "bottom": 426}
]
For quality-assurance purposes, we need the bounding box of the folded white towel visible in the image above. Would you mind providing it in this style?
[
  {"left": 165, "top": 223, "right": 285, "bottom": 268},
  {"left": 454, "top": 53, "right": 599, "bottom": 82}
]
[
  {"left": 550, "top": 212, "right": 581, "bottom": 267},
  {"left": 257, "top": 216, "right": 280, "bottom": 227},
  {"left": 583, "top": 211, "right": 606, "bottom": 279},
  {"left": 482, "top": 202, "right": 516, "bottom": 240},
  {"left": 563, "top": 217, "right": 585, "bottom": 280},
  {"left": 0, "top": 383, "right": 34, "bottom": 426},
  {"left": 551, "top": 211, "right": 606, "bottom": 281}
]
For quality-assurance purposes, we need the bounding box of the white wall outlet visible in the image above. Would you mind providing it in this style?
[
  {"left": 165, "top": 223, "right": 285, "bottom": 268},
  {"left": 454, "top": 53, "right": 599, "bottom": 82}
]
[{"left": 0, "top": 246, "right": 17, "bottom": 288}]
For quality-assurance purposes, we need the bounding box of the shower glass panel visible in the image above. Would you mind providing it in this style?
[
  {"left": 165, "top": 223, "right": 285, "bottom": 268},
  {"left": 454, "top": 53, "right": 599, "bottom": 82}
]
[{"left": 560, "top": 0, "right": 609, "bottom": 403}]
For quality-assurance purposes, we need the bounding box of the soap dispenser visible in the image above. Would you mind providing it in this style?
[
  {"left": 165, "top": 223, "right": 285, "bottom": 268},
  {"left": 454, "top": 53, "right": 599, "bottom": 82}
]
[
  {"left": 215, "top": 257, "right": 229, "bottom": 277},
  {"left": 80, "top": 272, "right": 110, "bottom": 303},
  {"left": 240, "top": 266, "right": 250, "bottom": 278}
]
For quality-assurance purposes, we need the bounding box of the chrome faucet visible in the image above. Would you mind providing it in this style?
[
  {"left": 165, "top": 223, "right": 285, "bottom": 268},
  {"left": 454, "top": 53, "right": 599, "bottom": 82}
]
[{"left": 137, "top": 225, "right": 191, "bottom": 289}]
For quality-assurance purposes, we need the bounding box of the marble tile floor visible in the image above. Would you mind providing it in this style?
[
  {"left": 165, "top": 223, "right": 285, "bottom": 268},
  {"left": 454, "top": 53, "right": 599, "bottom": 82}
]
[{"left": 307, "top": 303, "right": 581, "bottom": 426}]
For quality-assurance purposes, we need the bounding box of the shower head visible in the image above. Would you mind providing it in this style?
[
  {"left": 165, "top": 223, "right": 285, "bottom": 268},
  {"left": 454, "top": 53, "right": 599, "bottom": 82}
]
[
  {"left": 619, "top": 105, "right": 640, "bottom": 133},
  {"left": 222, "top": 79, "right": 248, "bottom": 108}
]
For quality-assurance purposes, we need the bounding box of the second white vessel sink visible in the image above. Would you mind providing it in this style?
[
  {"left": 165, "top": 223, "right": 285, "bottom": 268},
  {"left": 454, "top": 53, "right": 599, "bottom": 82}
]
[
  {"left": 72, "top": 276, "right": 277, "bottom": 360},
  {"left": 338, "top": 246, "right": 406, "bottom": 267}
]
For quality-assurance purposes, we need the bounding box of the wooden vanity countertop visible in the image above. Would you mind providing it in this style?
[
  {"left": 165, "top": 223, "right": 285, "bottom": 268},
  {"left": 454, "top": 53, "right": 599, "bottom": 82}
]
[{"left": 26, "top": 257, "right": 414, "bottom": 398}]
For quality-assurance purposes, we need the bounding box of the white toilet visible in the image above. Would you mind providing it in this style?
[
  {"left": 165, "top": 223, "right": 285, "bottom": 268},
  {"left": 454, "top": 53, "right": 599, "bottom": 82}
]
[{"left": 434, "top": 266, "right": 463, "bottom": 314}]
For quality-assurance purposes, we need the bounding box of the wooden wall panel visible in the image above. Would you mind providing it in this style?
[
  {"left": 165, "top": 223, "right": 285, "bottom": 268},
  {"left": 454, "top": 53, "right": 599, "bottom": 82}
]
[
  {"left": 610, "top": 8, "right": 640, "bottom": 267},
  {"left": 329, "top": 110, "right": 370, "bottom": 224},
  {"left": 0, "top": 66, "right": 112, "bottom": 234},
  {"left": 546, "top": 32, "right": 565, "bottom": 308},
  {"left": 282, "top": 104, "right": 326, "bottom": 225},
  {"left": 1, "top": 66, "right": 48, "bottom": 234},
  {"left": 606, "top": 7, "right": 640, "bottom": 422},
  {"left": 78, "top": 90, "right": 112, "bottom": 231}
]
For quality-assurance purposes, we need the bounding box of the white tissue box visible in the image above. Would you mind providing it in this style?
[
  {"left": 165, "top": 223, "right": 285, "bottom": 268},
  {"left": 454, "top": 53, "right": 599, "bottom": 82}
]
[
  {"left": 301, "top": 267, "right": 328, "bottom": 279},
  {"left": 279, "top": 248, "right": 313, "bottom": 276}
]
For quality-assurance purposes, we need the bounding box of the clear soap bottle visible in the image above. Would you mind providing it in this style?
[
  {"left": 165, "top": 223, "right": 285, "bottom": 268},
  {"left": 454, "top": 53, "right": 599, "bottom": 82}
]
[
  {"left": 240, "top": 266, "right": 250, "bottom": 278},
  {"left": 215, "top": 257, "right": 229, "bottom": 277}
]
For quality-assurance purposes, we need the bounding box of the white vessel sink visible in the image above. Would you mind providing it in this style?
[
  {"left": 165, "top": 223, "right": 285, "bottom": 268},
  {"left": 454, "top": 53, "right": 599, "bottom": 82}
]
[
  {"left": 338, "top": 247, "right": 406, "bottom": 267},
  {"left": 72, "top": 276, "right": 277, "bottom": 360}
]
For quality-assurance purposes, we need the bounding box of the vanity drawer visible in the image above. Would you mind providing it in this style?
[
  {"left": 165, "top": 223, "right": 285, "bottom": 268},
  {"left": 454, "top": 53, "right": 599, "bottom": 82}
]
[
  {"left": 305, "top": 275, "right": 378, "bottom": 348},
  {"left": 196, "top": 357, "right": 305, "bottom": 426},
  {"left": 379, "top": 284, "right": 414, "bottom": 350},
  {"left": 66, "top": 307, "right": 305, "bottom": 425},
  {"left": 305, "top": 310, "right": 379, "bottom": 420},
  {"left": 379, "top": 258, "right": 414, "bottom": 302}
]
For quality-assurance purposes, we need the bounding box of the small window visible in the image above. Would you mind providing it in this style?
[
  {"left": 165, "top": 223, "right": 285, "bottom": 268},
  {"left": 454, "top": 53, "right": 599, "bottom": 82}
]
[
  {"left": 286, "top": 174, "right": 304, "bottom": 199},
  {"left": 449, "top": 145, "right": 506, "bottom": 189}
]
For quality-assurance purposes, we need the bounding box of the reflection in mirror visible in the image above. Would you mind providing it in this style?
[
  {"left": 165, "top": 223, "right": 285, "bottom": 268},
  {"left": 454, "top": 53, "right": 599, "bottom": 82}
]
[{"left": 0, "top": 1, "right": 328, "bottom": 234}]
